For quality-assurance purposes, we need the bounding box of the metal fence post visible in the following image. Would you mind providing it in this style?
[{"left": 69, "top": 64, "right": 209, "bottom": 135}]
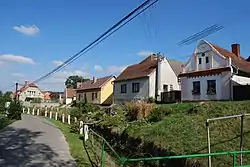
[
  {"left": 100, "top": 139, "right": 106, "bottom": 167},
  {"left": 206, "top": 120, "right": 212, "bottom": 167},
  {"left": 233, "top": 153, "right": 237, "bottom": 167},
  {"left": 240, "top": 114, "right": 244, "bottom": 166}
]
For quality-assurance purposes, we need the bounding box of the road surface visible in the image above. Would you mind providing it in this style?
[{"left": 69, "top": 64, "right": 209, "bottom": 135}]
[{"left": 0, "top": 114, "right": 76, "bottom": 167}]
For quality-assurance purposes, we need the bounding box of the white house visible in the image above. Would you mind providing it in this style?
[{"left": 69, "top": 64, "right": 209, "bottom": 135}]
[
  {"left": 179, "top": 40, "right": 250, "bottom": 101},
  {"left": 17, "top": 81, "right": 44, "bottom": 102},
  {"left": 64, "top": 88, "right": 76, "bottom": 105},
  {"left": 114, "top": 54, "right": 183, "bottom": 103}
]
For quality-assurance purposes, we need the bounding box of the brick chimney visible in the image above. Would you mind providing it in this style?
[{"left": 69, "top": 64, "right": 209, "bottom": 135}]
[
  {"left": 92, "top": 77, "right": 97, "bottom": 84},
  {"left": 232, "top": 43, "right": 240, "bottom": 57},
  {"left": 25, "top": 81, "right": 29, "bottom": 85}
]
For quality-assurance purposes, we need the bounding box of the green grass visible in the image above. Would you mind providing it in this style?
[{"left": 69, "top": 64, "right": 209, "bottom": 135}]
[
  {"left": 97, "top": 101, "right": 250, "bottom": 167},
  {"left": 0, "top": 117, "right": 14, "bottom": 131},
  {"left": 48, "top": 119, "right": 117, "bottom": 167}
]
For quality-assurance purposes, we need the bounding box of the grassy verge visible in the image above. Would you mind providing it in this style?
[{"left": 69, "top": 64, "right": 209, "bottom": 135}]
[
  {"left": 0, "top": 117, "right": 14, "bottom": 131},
  {"left": 48, "top": 119, "right": 117, "bottom": 167},
  {"left": 96, "top": 101, "right": 250, "bottom": 166}
]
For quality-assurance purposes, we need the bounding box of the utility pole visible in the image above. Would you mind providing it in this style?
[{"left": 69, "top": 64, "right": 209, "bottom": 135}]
[{"left": 15, "top": 82, "right": 18, "bottom": 103}]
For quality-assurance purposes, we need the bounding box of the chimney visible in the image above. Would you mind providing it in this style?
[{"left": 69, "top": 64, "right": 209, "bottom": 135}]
[
  {"left": 25, "top": 81, "right": 29, "bottom": 85},
  {"left": 92, "top": 77, "right": 97, "bottom": 84},
  {"left": 231, "top": 43, "right": 240, "bottom": 57}
]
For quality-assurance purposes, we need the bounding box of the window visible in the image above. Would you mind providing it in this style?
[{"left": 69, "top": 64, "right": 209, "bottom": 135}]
[
  {"left": 207, "top": 80, "right": 216, "bottom": 95},
  {"left": 170, "top": 85, "right": 173, "bottom": 91},
  {"left": 120, "top": 84, "right": 127, "bottom": 93},
  {"left": 92, "top": 93, "right": 95, "bottom": 100},
  {"left": 132, "top": 83, "right": 140, "bottom": 93},
  {"left": 78, "top": 94, "right": 81, "bottom": 101},
  {"left": 95, "top": 92, "right": 97, "bottom": 98},
  {"left": 206, "top": 56, "right": 209, "bottom": 63},
  {"left": 199, "top": 58, "right": 202, "bottom": 64},
  {"left": 192, "top": 81, "right": 200, "bottom": 95},
  {"left": 163, "top": 85, "right": 168, "bottom": 92},
  {"left": 84, "top": 93, "right": 87, "bottom": 102}
]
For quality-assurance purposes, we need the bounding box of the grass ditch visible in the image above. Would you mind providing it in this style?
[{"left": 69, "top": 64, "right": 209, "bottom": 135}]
[{"left": 48, "top": 118, "right": 117, "bottom": 167}]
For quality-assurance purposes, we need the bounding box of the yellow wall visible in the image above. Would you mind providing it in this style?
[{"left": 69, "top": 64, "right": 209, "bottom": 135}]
[
  {"left": 100, "top": 77, "right": 115, "bottom": 105},
  {"left": 77, "top": 91, "right": 101, "bottom": 104},
  {"left": 76, "top": 77, "right": 115, "bottom": 105}
]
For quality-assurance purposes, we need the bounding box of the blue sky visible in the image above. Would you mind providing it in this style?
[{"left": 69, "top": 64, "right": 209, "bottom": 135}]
[{"left": 0, "top": 0, "right": 249, "bottom": 92}]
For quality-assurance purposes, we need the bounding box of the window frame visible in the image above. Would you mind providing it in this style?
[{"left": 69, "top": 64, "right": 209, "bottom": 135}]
[
  {"left": 207, "top": 80, "right": 216, "bottom": 95},
  {"left": 120, "top": 84, "right": 127, "bottom": 93},
  {"left": 205, "top": 56, "right": 209, "bottom": 64},
  {"left": 199, "top": 58, "right": 202, "bottom": 64},
  {"left": 192, "top": 81, "right": 201, "bottom": 95},
  {"left": 92, "top": 93, "right": 95, "bottom": 100},
  {"left": 170, "top": 85, "right": 173, "bottom": 91},
  {"left": 132, "top": 83, "right": 140, "bottom": 93}
]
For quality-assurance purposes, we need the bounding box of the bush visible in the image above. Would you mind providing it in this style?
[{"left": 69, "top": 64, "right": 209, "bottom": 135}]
[
  {"left": 147, "top": 97, "right": 156, "bottom": 103},
  {"left": 125, "top": 101, "right": 154, "bottom": 121},
  {"left": 8, "top": 101, "right": 22, "bottom": 120},
  {"left": 147, "top": 105, "right": 172, "bottom": 122}
]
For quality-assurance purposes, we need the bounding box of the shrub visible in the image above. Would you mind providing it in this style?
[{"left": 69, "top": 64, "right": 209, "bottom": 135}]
[
  {"left": 148, "top": 105, "right": 173, "bottom": 122},
  {"left": 147, "top": 97, "right": 156, "bottom": 103},
  {"left": 8, "top": 101, "right": 22, "bottom": 120},
  {"left": 125, "top": 101, "right": 154, "bottom": 121}
]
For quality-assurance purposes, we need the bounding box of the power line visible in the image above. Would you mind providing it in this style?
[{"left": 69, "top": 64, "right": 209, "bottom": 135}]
[{"left": 32, "top": 0, "right": 158, "bottom": 84}]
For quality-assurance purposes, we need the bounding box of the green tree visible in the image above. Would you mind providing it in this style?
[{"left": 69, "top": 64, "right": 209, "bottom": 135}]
[
  {"left": 4, "top": 91, "right": 12, "bottom": 99},
  {"left": 0, "top": 90, "right": 2, "bottom": 97},
  {"left": 65, "top": 75, "right": 89, "bottom": 89}
]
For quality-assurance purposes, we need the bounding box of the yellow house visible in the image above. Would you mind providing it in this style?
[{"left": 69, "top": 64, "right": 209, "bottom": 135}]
[{"left": 76, "top": 76, "right": 115, "bottom": 105}]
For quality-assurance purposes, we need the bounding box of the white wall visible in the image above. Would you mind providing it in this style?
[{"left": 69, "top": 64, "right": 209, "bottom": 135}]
[
  {"left": 19, "top": 87, "right": 44, "bottom": 102},
  {"left": 114, "top": 77, "right": 149, "bottom": 103},
  {"left": 149, "top": 71, "right": 156, "bottom": 98},
  {"left": 181, "top": 71, "right": 231, "bottom": 101},
  {"left": 65, "top": 98, "right": 72, "bottom": 105},
  {"left": 184, "top": 40, "right": 228, "bottom": 72}
]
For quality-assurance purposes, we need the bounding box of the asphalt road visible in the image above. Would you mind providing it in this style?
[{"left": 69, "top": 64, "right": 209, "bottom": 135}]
[{"left": 0, "top": 114, "right": 76, "bottom": 167}]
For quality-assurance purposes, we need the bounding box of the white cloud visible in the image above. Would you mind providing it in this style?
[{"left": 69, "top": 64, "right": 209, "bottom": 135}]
[
  {"left": 0, "top": 54, "right": 35, "bottom": 64},
  {"left": 137, "top": 50, "right": 154, "bottom": 57},
  {"left": 40, "top": 70, "right": 89, "bottom": 86},
  {"left": 94, "top": 65, "right": 103, "bottom": 72},
  {"left": 11, "top": 73, "right": 24, "bottom": 77},
  {"left": 107, "top": 65, "right": 127, "bottom": 74},
  {"left": 13, "top": 25, "right": 40, "bottom": 36},
  {"left": 52, "top": 60, "right": 64, "bottom": 66}
]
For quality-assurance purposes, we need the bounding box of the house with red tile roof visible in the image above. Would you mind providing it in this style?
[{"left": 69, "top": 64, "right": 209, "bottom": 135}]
[
  {"left": 17, "top": 81, "right": 44, "bottom": 102},
  {"left": 76, "top": 76, "right": 115, "bottom": 105},
  {"left": 113, "top": 54, "right": 184, "bottom": 103},
  {"left": 63, "top": 88, "right": 76, "bottom": 105},
  {"left": 179, "top": 40, "right": 250, "bottom": 101}
]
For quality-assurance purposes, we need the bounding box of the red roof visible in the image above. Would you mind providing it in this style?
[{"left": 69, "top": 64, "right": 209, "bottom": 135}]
[
  {"left": 115, "top": 55, "right": 158, "bottom": 82},
  {"left": 66, "top": 88, "right": 76, "bottom": 98},
  {"left": 18, "top": 82, "right": 42, "bottom": 93},
  {"left": 210, "top": 43, "right": 250, "bottom": 73},
  {"left": 77, "top": 76, "right": 114, "bottom": 91}
]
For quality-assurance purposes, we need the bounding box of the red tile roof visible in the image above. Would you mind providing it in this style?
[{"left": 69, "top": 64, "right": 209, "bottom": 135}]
[
  {"left": 66, "top": 88, "right": 76, "bottom": 98},
  {"left": 77, "top": 76, "right": 115, "bottom": 91},
  {"left": 18, "top": 82, "right": 42, "bottom": 93},
  {"left": 115, "top": 55, "right": 158, "bottom": 82},
  {"left": 210, "top": 43, "right": 250, "bottom": 73}
]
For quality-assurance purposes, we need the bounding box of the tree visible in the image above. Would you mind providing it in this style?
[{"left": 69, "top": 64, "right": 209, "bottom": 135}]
[
  {"left": 4, "top": 91, "right": 12, "bottom": 98},
  {"left": 65, "top": 75, "right": 89, "bottom": 89},
  {"left": 0, "top": 90, "right": 2, "bottom": 97}
]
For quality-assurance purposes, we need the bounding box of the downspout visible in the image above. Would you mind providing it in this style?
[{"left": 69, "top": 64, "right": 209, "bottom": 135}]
[{"left": 229, "top": 58, "right": 233, "bottom": 100}]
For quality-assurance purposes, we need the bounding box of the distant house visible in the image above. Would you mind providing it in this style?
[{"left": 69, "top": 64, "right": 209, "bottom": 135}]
[
  {"left": 179, "top": 40, "right": 250, "bottom": 101},
  {"left": 44, "top": 91, "right": 64, "bottom": 103},
  {"left": 64, "top": 88, "right": 76, "bottom": 105},
  {"left": 17, "top": 81, "right": 44, "bottom": 102},
  {"left": 76, "top": 76, "right": 115, "bottom": 105},
  {"left": 113, "top": 54, "right": 183, "bottom": 103}
]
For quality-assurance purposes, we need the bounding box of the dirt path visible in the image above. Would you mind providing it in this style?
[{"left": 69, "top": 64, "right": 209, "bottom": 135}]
[{"left": 0, "top": 114, "right": 76, "bottom": 167}]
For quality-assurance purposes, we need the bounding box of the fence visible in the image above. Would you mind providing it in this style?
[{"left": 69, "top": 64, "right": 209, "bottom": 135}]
[{"left": 22, "top": 107, "right": 250, "bottom": 167}]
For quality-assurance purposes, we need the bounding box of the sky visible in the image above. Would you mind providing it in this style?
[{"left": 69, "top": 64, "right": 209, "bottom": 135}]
[{"left": 0, "top": 0, "right": 249, "bottom": 92}]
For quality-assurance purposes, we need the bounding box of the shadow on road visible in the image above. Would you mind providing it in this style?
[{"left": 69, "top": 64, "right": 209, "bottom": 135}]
[{"left": 0, "top": 126, "right": 76, "bottom": 167}]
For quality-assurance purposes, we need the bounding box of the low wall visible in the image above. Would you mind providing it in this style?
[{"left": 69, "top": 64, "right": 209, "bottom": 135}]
[{"left": 22, "top": 102, "right": 60, "bottom": 108}]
